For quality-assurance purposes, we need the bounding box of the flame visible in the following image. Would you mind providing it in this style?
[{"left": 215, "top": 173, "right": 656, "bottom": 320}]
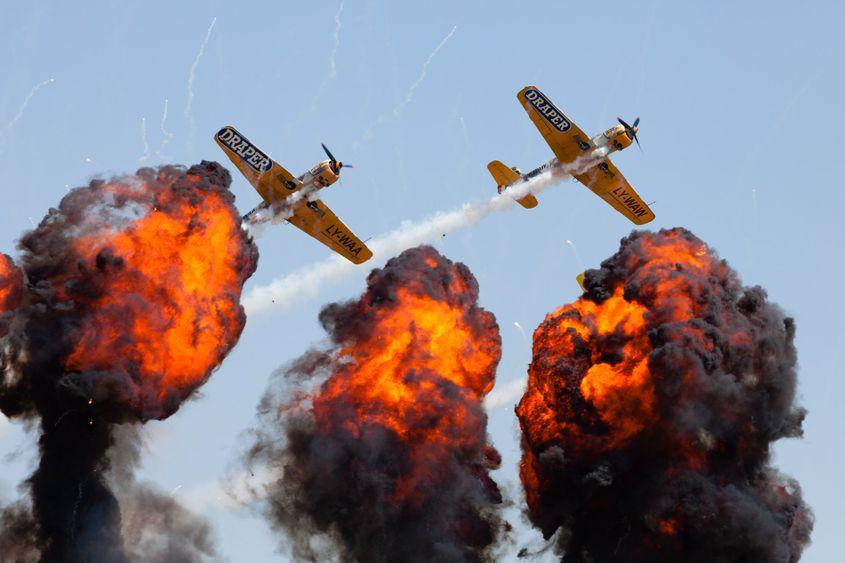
[
  {"left": 313, "top": 254, "right": 500, "bottom": 506},
  {"left": 518, "top": 231, "right": 720, "bottom": 466},
  {"left": 33, "top": 163, "right": 256, "bottom": 420},
  {"left": 0, "top": 254, "right": 22, "bottom": 308},
  {"left": 0, "top": 162, "right": 257, "bottom": 559},
  {"left": 253, "top": 247, "right": 504, "bottom": 560},
  {"left": 0, "top": 253, "right": 23, "bottom": 337},
  {"left": 515, "top": 228, "right": 811, "bottom": 559}
]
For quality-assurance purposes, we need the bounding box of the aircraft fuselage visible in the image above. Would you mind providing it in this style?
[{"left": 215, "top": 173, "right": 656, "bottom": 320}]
[{"left": 518, "top": 123, "right": 634, "bottom": 184}]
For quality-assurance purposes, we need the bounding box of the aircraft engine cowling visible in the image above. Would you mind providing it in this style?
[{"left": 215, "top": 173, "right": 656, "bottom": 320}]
[
  {"left": 611, "top": 128, "right": 634, "bottom": 151},
  {"left": 593, "top": 125, "right": 633, "bottom": 154}
]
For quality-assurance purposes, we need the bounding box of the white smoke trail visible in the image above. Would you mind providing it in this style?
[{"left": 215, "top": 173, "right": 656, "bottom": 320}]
[
  {"left": 155, "top": 98, "right": 174, "bottom": 161},
  {"left": 244, "top": 164, "right": 579, "bottom": 316},
  {"left": 393, "top": 25, "right": 456, "bottom": 117},
  {"left": 244, "top": 183, "right": 322, "bottom": 231},
  {"left": 2, "top": 77, "right": 55, "bottom": 136},
  {"left": 308, "top": 0, "right": 346, "bottom": 112},
  {"left": 513, "top": 321, "right": 528, "bottom": 343},
  {"left": 484, "top": 377, "right": 527, "bottom": 410},
  {"left": 184, "top": 17, "right": 217, "bottom": 137},
  {"left": 354, "top": 25, "right": 457, "bottom": 148},
  {"left": 138, "top": 117, "right": 149, "bottom": 163},
  {"left": 327, "top": 0, "right": 345, "bottom": 82},
  {"left": 565, "top": 239, "right": 584, "bottom": 270}
]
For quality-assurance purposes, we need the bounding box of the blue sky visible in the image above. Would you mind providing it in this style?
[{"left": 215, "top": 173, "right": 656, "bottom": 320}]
[{"left": 1, "top": 1, "right": 842, "bottom": 560}]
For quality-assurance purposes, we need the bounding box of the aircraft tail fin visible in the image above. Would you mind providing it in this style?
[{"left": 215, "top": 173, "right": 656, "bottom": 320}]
[
  {"left": 576, "top": 272, "right": 586, "bottom": 291},
  {"left": 487, "top": 160, "right": 538, "bottom": 209}
]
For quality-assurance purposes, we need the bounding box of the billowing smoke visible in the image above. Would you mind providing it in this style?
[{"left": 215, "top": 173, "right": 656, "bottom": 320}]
[
  {"left": 516, "top": 228, "right": 812, "bottom": 562},
  {"left": 0, "top": 162, "right": 258, "bottom": 561},
  {"left": 247, "top": 246, "right": 506, "bottom": 562}
]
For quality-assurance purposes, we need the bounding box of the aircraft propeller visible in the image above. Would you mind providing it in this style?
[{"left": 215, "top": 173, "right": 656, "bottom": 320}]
[
  {"left": 321, "top": 142, "right": 353, "bottom": 175},
  {"left": 617, "top": 116, "right": 642, "bottom": 151}
]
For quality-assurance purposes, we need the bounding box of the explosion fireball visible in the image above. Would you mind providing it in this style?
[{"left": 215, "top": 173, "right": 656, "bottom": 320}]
[
  {"left": 0, "top": 253, "right": 23, "bottom": 338},
  {"left": 516, "top": 228, "right": 812, "bottom": 562},
  {"left": 248, "top": 246, "right": 505, "bottom": 562},
  {"left": 0, "top": 162, "right": 257, "bottom": 561}
]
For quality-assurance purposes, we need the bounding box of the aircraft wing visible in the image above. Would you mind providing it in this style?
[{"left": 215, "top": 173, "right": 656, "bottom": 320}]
[
  {"left": 575, "top": 158, "right": 655, "bottom": 225},
  {"left": 517, "top": 86, "right": 593, "bottom": 165},
  {"left": 286, "top": 199, "right": 373, "bottom": 264},
  {"left": 214, "top": 125, "right": 301, "bottom": 204}
]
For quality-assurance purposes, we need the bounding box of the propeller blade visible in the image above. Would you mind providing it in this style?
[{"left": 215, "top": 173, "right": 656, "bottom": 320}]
[
  {"left": 617, "top": 116, "right": 631, "bottom": 130},
  {"left": 320, "top": 142, "right": 337, "bottom": 164},
  {"left": 321, "top": 143, "right": 353, "bottom": 174},
  {"left": 633, "top": 133, "right": 643, "bottom": 152},
  {"left": 632, "top": 116, "right": 640, "bottom": 128}
]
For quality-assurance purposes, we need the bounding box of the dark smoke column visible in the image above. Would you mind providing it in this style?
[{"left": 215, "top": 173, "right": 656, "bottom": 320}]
[
  {"left": 248, "top": 246, "right": 505, "bottom": 563},
  {"left": 516, "top": 228, "right": 812, "bottom": 562},
  {"left": 0, "top": 162, "right": 257, "bottom": 561}
]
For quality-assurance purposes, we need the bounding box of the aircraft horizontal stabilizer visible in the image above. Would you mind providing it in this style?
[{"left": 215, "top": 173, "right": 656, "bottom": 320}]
[{"left": 487, "top": 160, "right": 538, "bottom": 209}]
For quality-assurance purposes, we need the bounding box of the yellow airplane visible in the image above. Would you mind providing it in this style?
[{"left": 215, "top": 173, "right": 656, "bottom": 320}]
[
  {"left": 488, "top": 86, "right": 655, "bottom": 225},
  {"left": 215, "top": 126, "right": 372, "bottom": 264}
]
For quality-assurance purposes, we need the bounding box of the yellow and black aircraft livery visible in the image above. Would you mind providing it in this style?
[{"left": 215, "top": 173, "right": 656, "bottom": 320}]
[
  {"left": 215, "top": 126, "right": 372, "bottom": 264},
  {"left": 488, "top": 86, "right": 654, "bottom": 225}
]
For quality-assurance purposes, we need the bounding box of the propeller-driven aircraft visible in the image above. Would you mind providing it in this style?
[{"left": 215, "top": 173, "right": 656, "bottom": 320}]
[
  {"left": 214, "top": 126, "right": 372, "bottom": 264},
  {"left": 488, "top": 86, "right": 655, "bottom": 225}
]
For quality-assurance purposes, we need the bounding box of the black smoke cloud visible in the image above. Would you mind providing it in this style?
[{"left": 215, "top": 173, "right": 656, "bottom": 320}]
[
  {"left": 0, "top": 162, "right": 257, "bottom": 561},
  {"left": 246, "top": 246, "right": 506, "bottom": 563},
  {"left": 517, "top": 228, "right": 813, "bottom": 562}
]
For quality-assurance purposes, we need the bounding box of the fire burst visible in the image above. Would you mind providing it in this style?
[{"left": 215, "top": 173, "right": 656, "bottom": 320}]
[
  {"left": 249, "top": 246, "right": 505, "bottom": 562},
  {"left": 0, "top": 161, "right": 257, "bottom": 560},
  {"left": 0, "top": 253, "right": 23, "bottom": 338},
  {"left": 516, "top": 228, "right": 812, "bottom": 562}
]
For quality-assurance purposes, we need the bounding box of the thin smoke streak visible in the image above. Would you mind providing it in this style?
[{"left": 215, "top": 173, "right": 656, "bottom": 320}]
[
  {"left": 309, "top": 0, "right": 346, "bottom": 111},
  {"left": 739, "top": 73, "right": 817, "bottom": 175},
  {"left": 2, "top": 78, "right": 55, "bottom": 137},
  {"left": 138, "top": 117, "right": 149, "bottom": 163},
  {"left": 459, "top": 116, "right": 470, "bottom": 147},
  {"left": 184, "top": 17, "right": 217, "bottom": 141},
  {"left": 354, "top": 26, "right": 457, "bottom": 149},
  {"left": 327, "top": 0, "right": 345, "bottom": 81},
  {"left": 634, "top": 0, "right": 659, "bottom": 109},
  {"left": 394, "top": 25, "right": 456, "bottom": 117},
  {"left": 156, "top": 98, "right": 174, "bottom": 160},
  {"left": 565, "top": 239, "right": 584, "bottom": 270},
  {"left": 513, "top": 321, "right": 528, "bottom": 343},
  {"left": 243, "top": 154, "right": 600, "bottom": 315}
]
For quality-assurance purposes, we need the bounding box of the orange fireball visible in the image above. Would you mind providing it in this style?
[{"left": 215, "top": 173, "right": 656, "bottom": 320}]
[
  {"left": 0, "top": 253, "right": 23, "bottom": 337},
  {"left": 250, "top": 246, "right": 504, "bottom": 562},
  {"left": 0, "top": 162, "right": 258, "bottom": 560},
  {"left": 516, "top": 228, "right": 811, "bottom": 561},
  {"left": 19, "top": 162, "right": 257, "bottom": 420}
]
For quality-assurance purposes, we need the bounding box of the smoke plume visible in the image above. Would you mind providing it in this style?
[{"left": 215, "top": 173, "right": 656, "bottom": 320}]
[
  {"left": 247, "top": 246, "right": 506, "bottom": 562},
  {"left": 243, "top": 168, "right": 566, "bottom": 315},
  {"left": 516, "top": 228, "right": 812, "bottom": 562},
  {"left": 0, "top": 161, "right": 258, "bottom": 561}
]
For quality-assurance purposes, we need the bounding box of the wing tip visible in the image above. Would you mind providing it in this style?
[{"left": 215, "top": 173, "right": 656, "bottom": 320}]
[{"left": 351, "top": 249, "right": 374, "bottom": 265}]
